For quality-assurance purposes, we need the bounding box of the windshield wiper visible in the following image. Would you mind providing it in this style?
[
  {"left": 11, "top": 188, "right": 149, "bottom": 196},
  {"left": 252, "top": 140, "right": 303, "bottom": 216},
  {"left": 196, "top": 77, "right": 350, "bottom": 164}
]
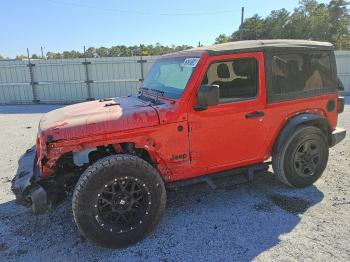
[
  {"left": 139, "top": 87, "right": 149, "bottom": 93},
  {"left": 138, "top": 87, "right": 162, "bottom": 105},
  {"left": 149, "top": 88, "right": 165, "bottom": 104},
  {"left": 140, "top": 85, "right": 165, "bottom": 96},
  {"left": 139, "top": 87, "right": 150, "bottom": 98},
  {"left": 150, "top": 88, "right": 165, "bottom": 96}
]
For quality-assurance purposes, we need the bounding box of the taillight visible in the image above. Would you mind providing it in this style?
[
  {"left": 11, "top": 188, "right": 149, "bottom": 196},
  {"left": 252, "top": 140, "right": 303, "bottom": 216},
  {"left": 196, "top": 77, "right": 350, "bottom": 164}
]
[{"left": 337, "top": 96, "right": 344, "bottom": 114}]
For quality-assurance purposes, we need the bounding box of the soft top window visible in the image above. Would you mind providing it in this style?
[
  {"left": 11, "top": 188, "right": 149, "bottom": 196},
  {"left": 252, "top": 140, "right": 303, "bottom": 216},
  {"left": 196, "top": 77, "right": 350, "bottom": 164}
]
[{"left": 268, "top": 51, "right": 337, "bottom": 102}]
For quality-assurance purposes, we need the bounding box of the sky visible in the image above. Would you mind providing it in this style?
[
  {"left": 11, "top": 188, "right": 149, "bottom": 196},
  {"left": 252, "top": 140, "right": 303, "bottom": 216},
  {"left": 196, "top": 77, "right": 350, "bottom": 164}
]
[{"left": 0, "top": 0, "right": 330, "bottom": 58}]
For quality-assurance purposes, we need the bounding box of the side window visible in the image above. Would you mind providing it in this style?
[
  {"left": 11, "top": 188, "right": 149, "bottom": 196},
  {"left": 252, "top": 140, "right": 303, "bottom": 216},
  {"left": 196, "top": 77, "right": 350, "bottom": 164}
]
[
  {"left": 271, "top": 54, "right": 305, "bottom": 95},
  {"left": 269, "top": 52, "right": 337, "bottom": 102},
  {"left": 202, "top": 58, "right": 258, "bottom": 103},
  {"left": 309, "top": 53, "right": 335, "bottom": 91}
]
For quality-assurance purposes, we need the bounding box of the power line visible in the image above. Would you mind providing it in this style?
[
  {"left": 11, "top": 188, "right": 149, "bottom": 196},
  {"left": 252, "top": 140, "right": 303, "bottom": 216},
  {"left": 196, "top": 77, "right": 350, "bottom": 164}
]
[{"left": 47, "top": 0, "right": 239, "bottom": 16}]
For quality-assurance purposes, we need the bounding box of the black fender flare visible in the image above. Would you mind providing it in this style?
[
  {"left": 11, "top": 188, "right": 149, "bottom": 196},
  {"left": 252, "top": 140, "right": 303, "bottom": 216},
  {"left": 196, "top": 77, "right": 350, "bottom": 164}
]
[{"left": 273, "top": 113, "right": 332, "bottom": 153}]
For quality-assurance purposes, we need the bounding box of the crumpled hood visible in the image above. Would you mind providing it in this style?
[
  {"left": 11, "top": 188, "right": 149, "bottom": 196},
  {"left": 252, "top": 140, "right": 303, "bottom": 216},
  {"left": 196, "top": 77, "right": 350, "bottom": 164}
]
[{"left": 39, "top": 96, "right": 159, "bottom": 141}]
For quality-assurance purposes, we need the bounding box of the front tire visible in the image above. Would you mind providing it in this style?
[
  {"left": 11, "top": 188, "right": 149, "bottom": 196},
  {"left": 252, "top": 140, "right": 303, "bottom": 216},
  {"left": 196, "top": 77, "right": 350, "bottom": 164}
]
[
  {"left": 272, "top": 126, "right": 329, "bottom": 188},
  {"left": 72, "top": 154, "right": 166, "bottom": 248}
]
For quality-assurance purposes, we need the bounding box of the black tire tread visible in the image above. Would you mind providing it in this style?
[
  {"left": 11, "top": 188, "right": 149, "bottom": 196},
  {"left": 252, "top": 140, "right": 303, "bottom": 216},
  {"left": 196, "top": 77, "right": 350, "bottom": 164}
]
[
  {"left": 72, "top": 154, "right": 166, "bottom": 248},
  {"left": 272, "top": 125, "right": 328, "bottom": 188}
]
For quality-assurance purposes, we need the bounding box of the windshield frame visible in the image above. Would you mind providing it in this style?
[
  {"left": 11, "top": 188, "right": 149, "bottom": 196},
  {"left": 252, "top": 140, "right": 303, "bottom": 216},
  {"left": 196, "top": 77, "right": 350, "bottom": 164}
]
[{"left": 141, "top": 55, "right": 202, "bottom": 99}]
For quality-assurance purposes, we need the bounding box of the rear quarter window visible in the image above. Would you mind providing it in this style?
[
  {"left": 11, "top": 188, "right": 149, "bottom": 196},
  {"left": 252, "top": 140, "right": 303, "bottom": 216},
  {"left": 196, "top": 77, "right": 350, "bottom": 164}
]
[{"left": 268, "top": 51, "right": 337, "bottom": 103}]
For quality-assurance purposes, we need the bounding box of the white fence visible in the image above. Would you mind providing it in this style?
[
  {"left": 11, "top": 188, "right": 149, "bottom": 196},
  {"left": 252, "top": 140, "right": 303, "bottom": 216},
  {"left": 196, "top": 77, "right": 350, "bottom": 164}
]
[
  {"left": 0, "top": 51, "right": 349, "bottom": 104},
  {"left": 0, "top": 56, "right": 159, "bottom": 104}
]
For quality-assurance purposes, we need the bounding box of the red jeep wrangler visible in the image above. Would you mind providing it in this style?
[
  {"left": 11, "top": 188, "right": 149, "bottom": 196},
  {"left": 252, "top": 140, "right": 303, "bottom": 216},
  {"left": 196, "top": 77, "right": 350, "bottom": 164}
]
[{"left": 12, "top": 40, "right": 346, "bottom": 248}]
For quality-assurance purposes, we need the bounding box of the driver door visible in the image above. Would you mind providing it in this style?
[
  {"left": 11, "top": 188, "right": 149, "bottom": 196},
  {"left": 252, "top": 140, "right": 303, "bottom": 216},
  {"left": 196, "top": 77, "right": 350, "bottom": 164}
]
[{"left": 187, "top": 52, "right": 268, "bottom": 172}]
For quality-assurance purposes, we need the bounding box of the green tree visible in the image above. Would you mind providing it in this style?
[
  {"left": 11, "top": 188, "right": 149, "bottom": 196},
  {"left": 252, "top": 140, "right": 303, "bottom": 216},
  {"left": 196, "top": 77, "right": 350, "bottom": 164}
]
[
  {"left": 46, "top": 52, "right": 62, "bottom": 59},
  {"left": 31, "top": 54, "right": 39, "bottom": 59},
  {"left": 62, "top": 50, "right": 82, "bottom": 59},
  {"left": 0, "top": 54, "right": 3, "bottom": 59},
  {"left": 15, "top": 55, "right": 27, "bottom": 60},
  {"left": 287, "top": 0, "right": 330, "bottom": 40},
  {"left": 33, "top": 44, "right": 192, "bottom": 59},
  {"left": 232, "top": 14, "right": 265, "bottom": 40},
  {"left": 119, "top": 45, "right": 132, "bottom": 56},
  {"left": 283, "top": 4, "right": 310, "bottom": 40},
  {"left": 264, "top": 9, "right": 290, "bottom": 39},
  {"left": 309, "top": 4, "right": 332, "bottom": 41},
  {"left": 96, "top": 47, "right": 109, "bottom": 57},
  {"left": 218, "top": 0, "right": 350, "bottom": 50},
  {"left": 299, "top": 0, "right": 319, "bottom": 14},
  {"left": 174, "top": 45, "right": 192, "bottom": 52},
  {"left": 215, "top": 34, "right": 230, "bottom": 44},
  {"left": 85, "top": 47, "right": 96, "bottom": 58},
  {"left": 328, "top": 0, "right": 350, "bottom": 49}
]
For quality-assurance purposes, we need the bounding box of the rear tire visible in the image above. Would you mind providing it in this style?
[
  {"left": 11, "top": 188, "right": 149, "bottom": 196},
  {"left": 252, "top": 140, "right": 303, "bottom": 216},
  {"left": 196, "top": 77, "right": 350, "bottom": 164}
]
[
  {"left": 272, "top": 126, "right": 329, "bottom": 188},
  {"left": 72, "top": 154, "right": 166, "bottom": 248}
]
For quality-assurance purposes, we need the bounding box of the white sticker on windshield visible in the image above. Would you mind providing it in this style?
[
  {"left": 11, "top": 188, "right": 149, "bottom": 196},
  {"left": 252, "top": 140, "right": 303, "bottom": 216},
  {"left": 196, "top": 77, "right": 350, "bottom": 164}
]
[{"left": 183, "top": 58, "right": 200, "bottom": 67}]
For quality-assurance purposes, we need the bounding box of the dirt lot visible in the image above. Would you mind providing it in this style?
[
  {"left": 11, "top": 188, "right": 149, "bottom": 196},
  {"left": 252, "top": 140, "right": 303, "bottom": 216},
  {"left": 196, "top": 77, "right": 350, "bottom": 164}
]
[{"left": 0, "top": 100, "right": 349, "bottom": 261}]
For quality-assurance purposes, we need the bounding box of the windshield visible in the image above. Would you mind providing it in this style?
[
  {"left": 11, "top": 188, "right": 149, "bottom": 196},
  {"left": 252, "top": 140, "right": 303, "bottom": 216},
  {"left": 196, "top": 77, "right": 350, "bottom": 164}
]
[{"left": 142, "top": 57, "right": 200, "bottom": 99}]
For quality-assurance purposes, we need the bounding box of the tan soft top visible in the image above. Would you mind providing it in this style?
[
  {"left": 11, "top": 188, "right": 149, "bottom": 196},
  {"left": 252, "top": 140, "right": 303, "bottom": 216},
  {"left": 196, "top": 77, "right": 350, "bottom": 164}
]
[{"left": 186, "top": 39, "right": 333, "bottom": 55}]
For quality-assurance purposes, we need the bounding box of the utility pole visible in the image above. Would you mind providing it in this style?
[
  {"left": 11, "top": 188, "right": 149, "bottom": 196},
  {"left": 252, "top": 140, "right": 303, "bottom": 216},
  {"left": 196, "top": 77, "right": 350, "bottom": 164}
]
[
  {"left": 240, "top": 7, "right": 245, "bottom": 41},
  {"left": 41, "top": 46, "right": 45, "bottom": 59},
  {"left": 26, "top": 48, "right": 31, "bottom": 62}
]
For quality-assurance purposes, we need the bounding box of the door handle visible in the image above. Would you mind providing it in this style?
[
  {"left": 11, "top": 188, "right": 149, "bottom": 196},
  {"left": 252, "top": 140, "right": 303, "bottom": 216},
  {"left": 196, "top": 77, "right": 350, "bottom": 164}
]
[{"left": 245, "top": 111, "right": 264, "bottom": 119}]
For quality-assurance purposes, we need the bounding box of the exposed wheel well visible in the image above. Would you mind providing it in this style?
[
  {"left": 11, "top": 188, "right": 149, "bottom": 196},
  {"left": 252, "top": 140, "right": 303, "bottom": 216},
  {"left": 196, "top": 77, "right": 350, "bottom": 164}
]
[
  {"left": 119, "top": 142, "right": 154, "bottom": 166},
  {"left": 273, "top": 113, "right": 333, "bottom": 155},
  {"left": 45, "top": 143, "right": 156, "bottom": 208},
  {"left": 56, "top": 143, "right": 155, "bottom": 174}
]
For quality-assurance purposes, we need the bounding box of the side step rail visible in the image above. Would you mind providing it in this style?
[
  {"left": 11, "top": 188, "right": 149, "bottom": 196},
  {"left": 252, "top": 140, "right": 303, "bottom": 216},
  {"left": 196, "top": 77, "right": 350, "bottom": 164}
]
[{"left": 167, "top": 162, "right": 270, "bottom": 190}]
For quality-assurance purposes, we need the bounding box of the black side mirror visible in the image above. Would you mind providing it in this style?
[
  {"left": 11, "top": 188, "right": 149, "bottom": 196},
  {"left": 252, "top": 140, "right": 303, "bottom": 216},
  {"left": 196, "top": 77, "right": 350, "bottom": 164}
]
[{"left": 194, "top": 84, "right": 219, "bottom": 111}]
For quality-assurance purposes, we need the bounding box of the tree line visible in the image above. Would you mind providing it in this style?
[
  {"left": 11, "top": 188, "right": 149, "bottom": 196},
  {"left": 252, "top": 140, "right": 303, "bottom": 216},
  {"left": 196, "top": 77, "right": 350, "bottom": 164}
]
[
  {"left": 12, "top": 44, "right": 193, "bottom": 60},
  {"left": 215, "top": 0, "right": 350, "bottom": 50}
]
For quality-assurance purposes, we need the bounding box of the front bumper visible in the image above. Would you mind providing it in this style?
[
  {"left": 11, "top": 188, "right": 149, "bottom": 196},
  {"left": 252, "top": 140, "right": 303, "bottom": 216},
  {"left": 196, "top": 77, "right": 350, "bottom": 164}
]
[
  {"left": 330, "top": 127, "right": 346, "bottom": 147},
  {"left": 11, "top": 146, "right": 49, "bottom": 213}
]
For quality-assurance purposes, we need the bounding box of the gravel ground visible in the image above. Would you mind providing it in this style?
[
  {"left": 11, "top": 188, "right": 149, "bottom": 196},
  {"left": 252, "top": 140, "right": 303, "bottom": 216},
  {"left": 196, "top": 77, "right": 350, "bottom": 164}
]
[{"left": 0, "top": 100, "right": 349, "bottom": 262}]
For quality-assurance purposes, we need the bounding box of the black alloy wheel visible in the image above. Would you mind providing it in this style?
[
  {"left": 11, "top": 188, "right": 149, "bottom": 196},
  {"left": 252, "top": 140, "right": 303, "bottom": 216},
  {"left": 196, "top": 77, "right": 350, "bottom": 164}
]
[
  {"left": 95, "top": 177, "right": 151, "bottom": 234},
  {"left": 72, "top": 155, "right": 166, "bottom": 248},
  {"left": 293, "top": 140, "right": 322, "bottom": 177}
]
